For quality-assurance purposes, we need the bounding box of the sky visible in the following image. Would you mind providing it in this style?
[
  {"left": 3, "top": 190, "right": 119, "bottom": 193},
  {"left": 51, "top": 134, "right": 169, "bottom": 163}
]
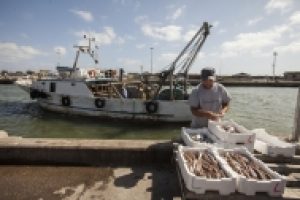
[{"left": 0, "top": 0, "right": 300, "bottom": 75}]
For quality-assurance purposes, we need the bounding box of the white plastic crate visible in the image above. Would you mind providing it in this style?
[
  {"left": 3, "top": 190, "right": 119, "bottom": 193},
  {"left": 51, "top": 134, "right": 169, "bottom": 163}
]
[
  {"left": 208, "top": 120, "right": 255, "bottom": 148},
  {"left": 217, "top": 141, "right": 254, "bottom": 153},
  {"left": 181, "top": 127, "right": 254, "bottom": 152},
  {"left": 176, "top": 145, "right": 236, "bottom": 195},
  {"left": 215, "top": 148, "right": 286, "bottom": 196},
  {"left": 181, "top": 127, "right": 214, "bottom": 148},
  {"left": 252, "top": 129, "right": 296, "bottom": 157}
]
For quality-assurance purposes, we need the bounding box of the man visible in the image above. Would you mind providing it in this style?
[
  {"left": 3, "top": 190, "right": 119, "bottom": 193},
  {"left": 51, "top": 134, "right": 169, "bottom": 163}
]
[
  {"left": 121, "top": 83, "right": 128, "bottom": 98},
  {"left": 188, "top": 67, "right": 231, "bottom": 128}
]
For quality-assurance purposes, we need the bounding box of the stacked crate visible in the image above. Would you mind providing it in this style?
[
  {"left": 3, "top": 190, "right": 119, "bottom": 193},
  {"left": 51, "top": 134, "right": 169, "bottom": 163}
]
[
  {"left": 176, "top": 146, "right": 236, "bottom": 195},
  {"left": 208, "top": 120, "right": 255, "bottom": 152},
  {"left": 176, "top": 146, "right": 287, "bottom": 196}
]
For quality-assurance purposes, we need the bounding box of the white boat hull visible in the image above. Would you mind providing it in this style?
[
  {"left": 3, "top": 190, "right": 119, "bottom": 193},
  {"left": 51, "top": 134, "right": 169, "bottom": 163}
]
[
  {"left": 37, "top": 94, "right": 192, "bottom": 122},
  {"left": 30, "top": 79, "right": 192, "bottom": 122}
]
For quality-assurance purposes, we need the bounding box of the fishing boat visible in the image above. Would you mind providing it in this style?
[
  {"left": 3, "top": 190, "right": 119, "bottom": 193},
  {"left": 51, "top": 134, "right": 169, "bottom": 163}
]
[
  {"left": 29, "top": 22, "right": 211, "bottom": 122},
  {"left": 15, "top": 77, "right": 33, "bottom": 93}
]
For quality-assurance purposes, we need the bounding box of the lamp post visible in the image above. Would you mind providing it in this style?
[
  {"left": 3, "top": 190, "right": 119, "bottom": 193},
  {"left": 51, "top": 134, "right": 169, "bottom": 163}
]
[
  {"left": 140, "top": 65, "right": 143, "bottom": 74},
  {"left": 150, "top": 47, "right": 153, "bottom": 74},
  {"left": 272, "top": 51, "right": 277, "bottom": 81},
  {"left": 56, "top": 50, "right": 61, "bottom": 67}
]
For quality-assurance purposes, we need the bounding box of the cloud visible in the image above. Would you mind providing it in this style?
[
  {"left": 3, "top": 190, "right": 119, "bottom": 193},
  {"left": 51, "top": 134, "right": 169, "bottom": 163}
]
[
  {"left": 70, "top": 9, "right": 93, "bottom": 22},
  {"left": 289, "top": 11, "right": 300, "bottom": 24},
  {"left": 134, "top": 15, "right": 148, "bottom": 24},
  {"left": 54, "top": 46, "right": 66, "bottom": 56},
  {"left": 116, "top": 37, "right": 125, "bottom": 45},
  {"left": 124, "top": 35, "right": 135, "bottom": 41},
  {"left": 166, "top": 5, "right": 186, "bottom": 21},
  {"left": 134, "top": 1, "right": 141, "bottom": 10},
  {"left": 159, "top": 53, "right": 178, "bottom": 62},
  {"left": 221, "top": 25, "right": 290, "bottom": 57},
  {"left": 213, "top": 21, "right": 220, "bottom": 28},
  {"left": 113, "top": 0, "right": 126, "bottom": 6},
  {"left": 141, "top": 24, "right": 182, "bottom": 41},
  {"left": 118, "top": 58, "right": 142, "bottom": 67},
  {"left": 274, "top": 40, "right": 300, "bottom": 53},
  {"left": 20, "top": 33, "right": 29, "bottom": 39},
  {"left": 0, "top": 42, "right": 44, "bottom": 63},
  {"left": 136, "top": 44, "right": 146, "bottom": 49},
  {"left": 159, "top": 52, "right": 205, "bottom": 63},
  {"left": 265, "top": 0, "right": 293, "bottom": 14},
  {"left": 183, "top": 24, "right": 214, "bottom": 41},
  {"left": 247, "top": 17, "right": 263, "bottom": 26},
  {"left": 218, "top": 29, "right": 227, "bottom": 34},
  {"left": 183, "top": 28, "right": 197, "bottom": 41},
  {"left": 75, "top": 27, "right": 122, "bottom": 45}
]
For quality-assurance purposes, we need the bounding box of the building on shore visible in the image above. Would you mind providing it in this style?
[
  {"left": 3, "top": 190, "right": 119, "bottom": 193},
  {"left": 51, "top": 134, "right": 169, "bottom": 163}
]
[{"left": 284, "top": 71, "right": 300, "bottom": 81}]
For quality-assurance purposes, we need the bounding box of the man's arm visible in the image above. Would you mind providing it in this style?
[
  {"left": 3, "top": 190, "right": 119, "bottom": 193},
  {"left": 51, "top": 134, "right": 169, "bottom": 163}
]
[
  {"left": 219, "top": 102, "right": 230, "bottom": 116},
  {"left": 190, "top": 107, "right": 221, "bottom": 121}
]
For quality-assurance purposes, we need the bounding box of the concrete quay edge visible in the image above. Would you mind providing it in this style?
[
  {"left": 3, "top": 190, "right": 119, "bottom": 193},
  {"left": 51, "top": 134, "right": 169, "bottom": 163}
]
[{"left": 0, "top": 137, "right": 174, "bottom": 166}]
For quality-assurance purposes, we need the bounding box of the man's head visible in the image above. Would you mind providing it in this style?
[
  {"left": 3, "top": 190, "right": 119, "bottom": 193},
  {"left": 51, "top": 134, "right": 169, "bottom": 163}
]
[{"left": 201, "top": 67, "right": 216, "bottom": 89}]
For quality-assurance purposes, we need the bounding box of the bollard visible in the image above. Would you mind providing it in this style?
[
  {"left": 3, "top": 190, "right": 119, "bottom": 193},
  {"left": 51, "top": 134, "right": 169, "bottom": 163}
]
[{"left": 292, "top": 87, "right": 300, "bottom": 141}]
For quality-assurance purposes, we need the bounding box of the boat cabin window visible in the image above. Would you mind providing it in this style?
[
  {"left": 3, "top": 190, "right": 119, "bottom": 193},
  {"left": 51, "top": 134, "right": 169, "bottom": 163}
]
[{"left": 50, "top": 82, "right": 56, "bottom": 92}]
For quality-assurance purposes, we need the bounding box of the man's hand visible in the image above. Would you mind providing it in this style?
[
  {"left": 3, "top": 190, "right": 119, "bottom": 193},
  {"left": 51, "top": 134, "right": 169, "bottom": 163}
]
[
  {"left": 208, "top": 111, "right": 223, "bottom": 121},
  {"left": 218, "top": 110, "right": 225, "bottom": 117},
  {"left": 190, "top": 107, "right": 226, "bottom": 121}
]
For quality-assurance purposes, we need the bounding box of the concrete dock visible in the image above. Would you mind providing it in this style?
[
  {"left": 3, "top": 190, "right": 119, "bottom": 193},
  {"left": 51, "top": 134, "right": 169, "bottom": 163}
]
[{"left": 0, "top": 136, "right": 300, "bottom": 200}]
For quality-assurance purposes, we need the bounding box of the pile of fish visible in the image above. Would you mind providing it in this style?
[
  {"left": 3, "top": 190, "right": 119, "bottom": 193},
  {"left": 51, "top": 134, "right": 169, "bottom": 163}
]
[
  {"left": 190, "top": 134, "right": 203, "bottom": 142},
  {"left": 183, "top": 150, "right": 227, "bottom": 178},
  {"left": 221, "top": 125, "right": 241, "bottom": 134},
  {"left": 190, "top": 134, "right": 214, "bottom": 143},
  {"left": 221, "top": 152, "right": 273, "bottom": 180}
]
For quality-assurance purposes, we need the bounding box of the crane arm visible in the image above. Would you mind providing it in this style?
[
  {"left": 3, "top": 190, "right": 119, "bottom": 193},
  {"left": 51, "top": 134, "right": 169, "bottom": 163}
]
[{"left": 154, "top": 22, "right": 212, "bottom": 99}]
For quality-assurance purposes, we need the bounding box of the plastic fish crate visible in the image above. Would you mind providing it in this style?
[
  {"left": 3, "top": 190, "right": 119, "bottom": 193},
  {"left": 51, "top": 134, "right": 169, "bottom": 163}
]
[
  {"left": 215, "top": 148, "right": 287, "bottom": 196},
  {"left": 181, "top": 127, "right": 254, "bottom": 152},
  {"left": 252, "top": 129, "right": 296, "bottom": 157},
  {"left": 208, "top": 120, "right": 255, "bottom": 148},
  {"left": 181, "top": 127, "right": 215, "bottom": 148},
  {"left": 176, "top": 145, "right": 236, "bottom": 195}
]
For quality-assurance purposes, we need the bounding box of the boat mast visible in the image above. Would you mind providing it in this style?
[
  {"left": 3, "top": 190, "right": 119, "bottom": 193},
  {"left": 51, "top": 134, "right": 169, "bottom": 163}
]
[{"left": 72, "top": 35, "right": 99, "bottom": 73}]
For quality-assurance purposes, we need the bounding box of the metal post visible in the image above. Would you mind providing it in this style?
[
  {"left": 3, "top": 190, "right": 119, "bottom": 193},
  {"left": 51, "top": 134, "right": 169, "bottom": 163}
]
[
  {"left": 272, "top": 52, "right": 277, "bottom": 81},
  {"left": 150, "top": 47, "right": 153, "bottom": 74},
  {"left": 292, "top": 87, "right": 300, "bottom": 141},
  {"left": 170, "top": 74, "right": 174, "bottom": 100}
]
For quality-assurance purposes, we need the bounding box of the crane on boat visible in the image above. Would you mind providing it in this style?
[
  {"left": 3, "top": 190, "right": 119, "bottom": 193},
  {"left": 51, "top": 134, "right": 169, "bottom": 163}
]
[
  {"left": 72, "top": 35, "right": 99, "bottom": 72},
  {"left": 153, "top": 22, "right": 212, "bottom": 100}
]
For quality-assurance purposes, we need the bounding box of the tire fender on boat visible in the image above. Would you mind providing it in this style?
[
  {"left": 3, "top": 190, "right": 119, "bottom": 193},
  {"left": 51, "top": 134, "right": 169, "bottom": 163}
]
[
  {"left": 145, "top": 101, "right": 159, "bottom": 114},
  {"left": 30, "top": 89, "right": 39, "bottom": 99},
  {"left": 39, "top": 91, "right": 49, "bottom": 99},
  {"left": 95, "top": 98, "right": 106, "bottom": 108},
  {"left": 61, "top": 96, "right": 71, "bottom": 107}
]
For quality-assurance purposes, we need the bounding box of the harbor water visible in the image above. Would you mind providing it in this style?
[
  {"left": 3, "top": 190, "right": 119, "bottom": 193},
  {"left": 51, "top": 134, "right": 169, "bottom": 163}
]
[{"left": 0, "top": 84, "right": 297, "bottom": 139}]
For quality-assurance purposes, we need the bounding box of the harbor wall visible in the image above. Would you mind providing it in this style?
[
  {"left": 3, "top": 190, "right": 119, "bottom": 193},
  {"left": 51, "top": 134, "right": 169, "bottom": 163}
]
[
  {"left": 0, "top": 136, "right": 299, "bottom": 166},
  {"left": 0, "top": 138, "right": 174, "bottom": 166}
]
